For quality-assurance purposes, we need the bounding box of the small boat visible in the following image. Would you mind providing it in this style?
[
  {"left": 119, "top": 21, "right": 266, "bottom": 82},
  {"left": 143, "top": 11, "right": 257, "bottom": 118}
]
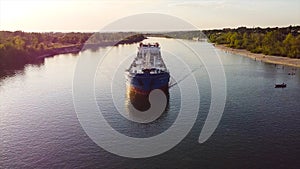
[{"left": 274, "top": 83, "right": 287, "bottom": 88}]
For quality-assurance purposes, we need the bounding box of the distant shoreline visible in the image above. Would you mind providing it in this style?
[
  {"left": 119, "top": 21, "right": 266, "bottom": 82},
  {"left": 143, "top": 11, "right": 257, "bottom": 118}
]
[
  {"left": 36, "top": 36, "right": 147, "bottom": 60},
  {"left": 214, "top": 44, "right": 300, "bottom": 68},
  {"left": 35, "top": 42, "right": 117, "bottom": 60}
]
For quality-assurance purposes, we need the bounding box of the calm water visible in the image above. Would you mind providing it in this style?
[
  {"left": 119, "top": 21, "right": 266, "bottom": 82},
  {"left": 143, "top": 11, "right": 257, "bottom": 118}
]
[{"left": 1, "top": 38, "right": 299, "bottom": 169}]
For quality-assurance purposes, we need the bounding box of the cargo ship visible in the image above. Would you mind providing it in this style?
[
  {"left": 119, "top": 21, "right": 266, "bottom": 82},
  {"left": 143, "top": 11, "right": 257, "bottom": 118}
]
[{"left": 125, "top": 43, "right": 170, "bottom": 110}]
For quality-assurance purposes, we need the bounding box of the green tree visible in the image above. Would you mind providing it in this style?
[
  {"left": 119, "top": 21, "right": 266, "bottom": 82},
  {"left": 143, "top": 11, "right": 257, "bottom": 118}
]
[{"left": 13, "top": 36, "right": 25, "bottom": 50}]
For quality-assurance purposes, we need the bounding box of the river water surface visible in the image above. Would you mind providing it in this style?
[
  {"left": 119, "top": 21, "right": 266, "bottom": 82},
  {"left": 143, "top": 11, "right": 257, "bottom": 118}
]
[{"left": 1, "top": 38, "right": 299, "bottom": 169}]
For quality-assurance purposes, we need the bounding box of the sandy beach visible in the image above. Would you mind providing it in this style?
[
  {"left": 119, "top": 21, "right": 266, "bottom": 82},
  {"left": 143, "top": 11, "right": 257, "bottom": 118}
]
[{"left": 215, "top": 44, "right": 300, "bottom": 68}]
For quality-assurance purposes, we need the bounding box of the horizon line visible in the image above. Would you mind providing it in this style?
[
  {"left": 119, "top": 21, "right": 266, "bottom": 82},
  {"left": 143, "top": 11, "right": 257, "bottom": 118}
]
[{"left": 1, "top": 24, "right": 299, "bottom": 33}]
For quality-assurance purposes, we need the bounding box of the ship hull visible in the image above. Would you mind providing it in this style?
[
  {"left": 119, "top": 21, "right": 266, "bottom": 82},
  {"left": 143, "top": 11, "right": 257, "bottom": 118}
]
[
  {"left": 125, "top": 72, "right": 170, "bottom": 111},
  {"left": 125, "top": 42, "right": 170, "bottom": 111},
  {"left": 125, "top": 72, "right": 170, "bottom": 95}
]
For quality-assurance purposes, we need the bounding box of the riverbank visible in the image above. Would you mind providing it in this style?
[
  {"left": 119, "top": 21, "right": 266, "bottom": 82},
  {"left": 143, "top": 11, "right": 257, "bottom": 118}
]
[
  {"left": 37, "top": 35, "right": 147, "bottom": 60},
  {"left": 215, "top": 44, "right": 300, "bottom": 68},
  {"left": 36, "top": 41, "right": 117, "bottom": 60},
  {"left": 0, "top": 32, "right": 147, "bottom": 72}
]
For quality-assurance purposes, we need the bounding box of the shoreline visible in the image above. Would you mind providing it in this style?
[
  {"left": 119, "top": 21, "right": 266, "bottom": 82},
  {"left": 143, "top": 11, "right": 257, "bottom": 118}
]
[
  {"left": 0, "top": 34, "right": 147, "bottom": 71},
  {"left": 36, "top": 36, "right": 147, "bottom": 60},
  {"left": 214, "top": 44, "right": 300, "bottom": 68},
  {"left": 35, "top": 41, "right": 117, "bottom": 60}
]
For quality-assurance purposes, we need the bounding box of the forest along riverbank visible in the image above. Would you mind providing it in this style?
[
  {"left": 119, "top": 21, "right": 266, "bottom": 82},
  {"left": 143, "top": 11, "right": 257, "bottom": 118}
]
[
  {"left": 0, "top": 32, "right": 146, "bottom": 73},
  {"left": 37, "top": 34, "right": 147, "bottom": 60},
  {"left": 215, "top": 44, "right": 300, "bottom": 68},
  {"left": 28, "top": 34, "right": 147, "bottom": 60}
]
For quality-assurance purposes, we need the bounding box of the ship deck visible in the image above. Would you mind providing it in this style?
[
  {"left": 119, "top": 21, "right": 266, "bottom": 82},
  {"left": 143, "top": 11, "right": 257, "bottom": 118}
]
[{"left": 126, "top": 43, "right": 168, "bottom": 74}]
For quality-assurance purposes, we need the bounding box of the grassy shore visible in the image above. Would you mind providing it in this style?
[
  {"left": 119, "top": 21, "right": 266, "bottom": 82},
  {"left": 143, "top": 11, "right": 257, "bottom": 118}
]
[{"left": 215, "top": 44, "right": 300, "bottom": 68}]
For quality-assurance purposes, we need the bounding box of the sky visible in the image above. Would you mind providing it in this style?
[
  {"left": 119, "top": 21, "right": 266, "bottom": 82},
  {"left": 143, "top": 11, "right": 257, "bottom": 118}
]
[{"left": 0, "top": 0, "right": 299, "bottom": 32}]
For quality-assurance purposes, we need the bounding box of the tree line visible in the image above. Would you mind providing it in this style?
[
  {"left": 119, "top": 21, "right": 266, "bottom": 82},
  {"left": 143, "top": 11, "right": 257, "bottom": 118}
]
[
  {"left": 1, "top": 26, "right": 299, "bottom": 71},
  {"left": 0, "top": 31, "right": 145, "bottom": 70},
  {"left": 203, "top": 26, "right": 300, "bottom": 58},
  {"left": 0, "top": 31, "right": 92, "bottom": 69}
]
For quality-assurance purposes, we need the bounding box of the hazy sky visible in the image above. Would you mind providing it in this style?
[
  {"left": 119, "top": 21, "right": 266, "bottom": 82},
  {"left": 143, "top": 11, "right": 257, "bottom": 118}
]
[{"left": 0, "top": 0, "right": 299, "bottom": 32}]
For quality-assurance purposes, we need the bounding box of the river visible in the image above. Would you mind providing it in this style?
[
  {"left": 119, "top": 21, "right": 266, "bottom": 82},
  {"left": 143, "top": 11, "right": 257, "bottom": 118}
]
[{"left": 1, "top": 37, "right": 299, "bottom": 169}]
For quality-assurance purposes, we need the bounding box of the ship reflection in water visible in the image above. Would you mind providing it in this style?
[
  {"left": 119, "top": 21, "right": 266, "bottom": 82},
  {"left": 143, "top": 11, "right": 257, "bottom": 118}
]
[
  {"left": 125, "top": 86, "right": 170, "bottom": 123},
  {"left": 124, "top": 42, "right": 170, "bottom": 122}
]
